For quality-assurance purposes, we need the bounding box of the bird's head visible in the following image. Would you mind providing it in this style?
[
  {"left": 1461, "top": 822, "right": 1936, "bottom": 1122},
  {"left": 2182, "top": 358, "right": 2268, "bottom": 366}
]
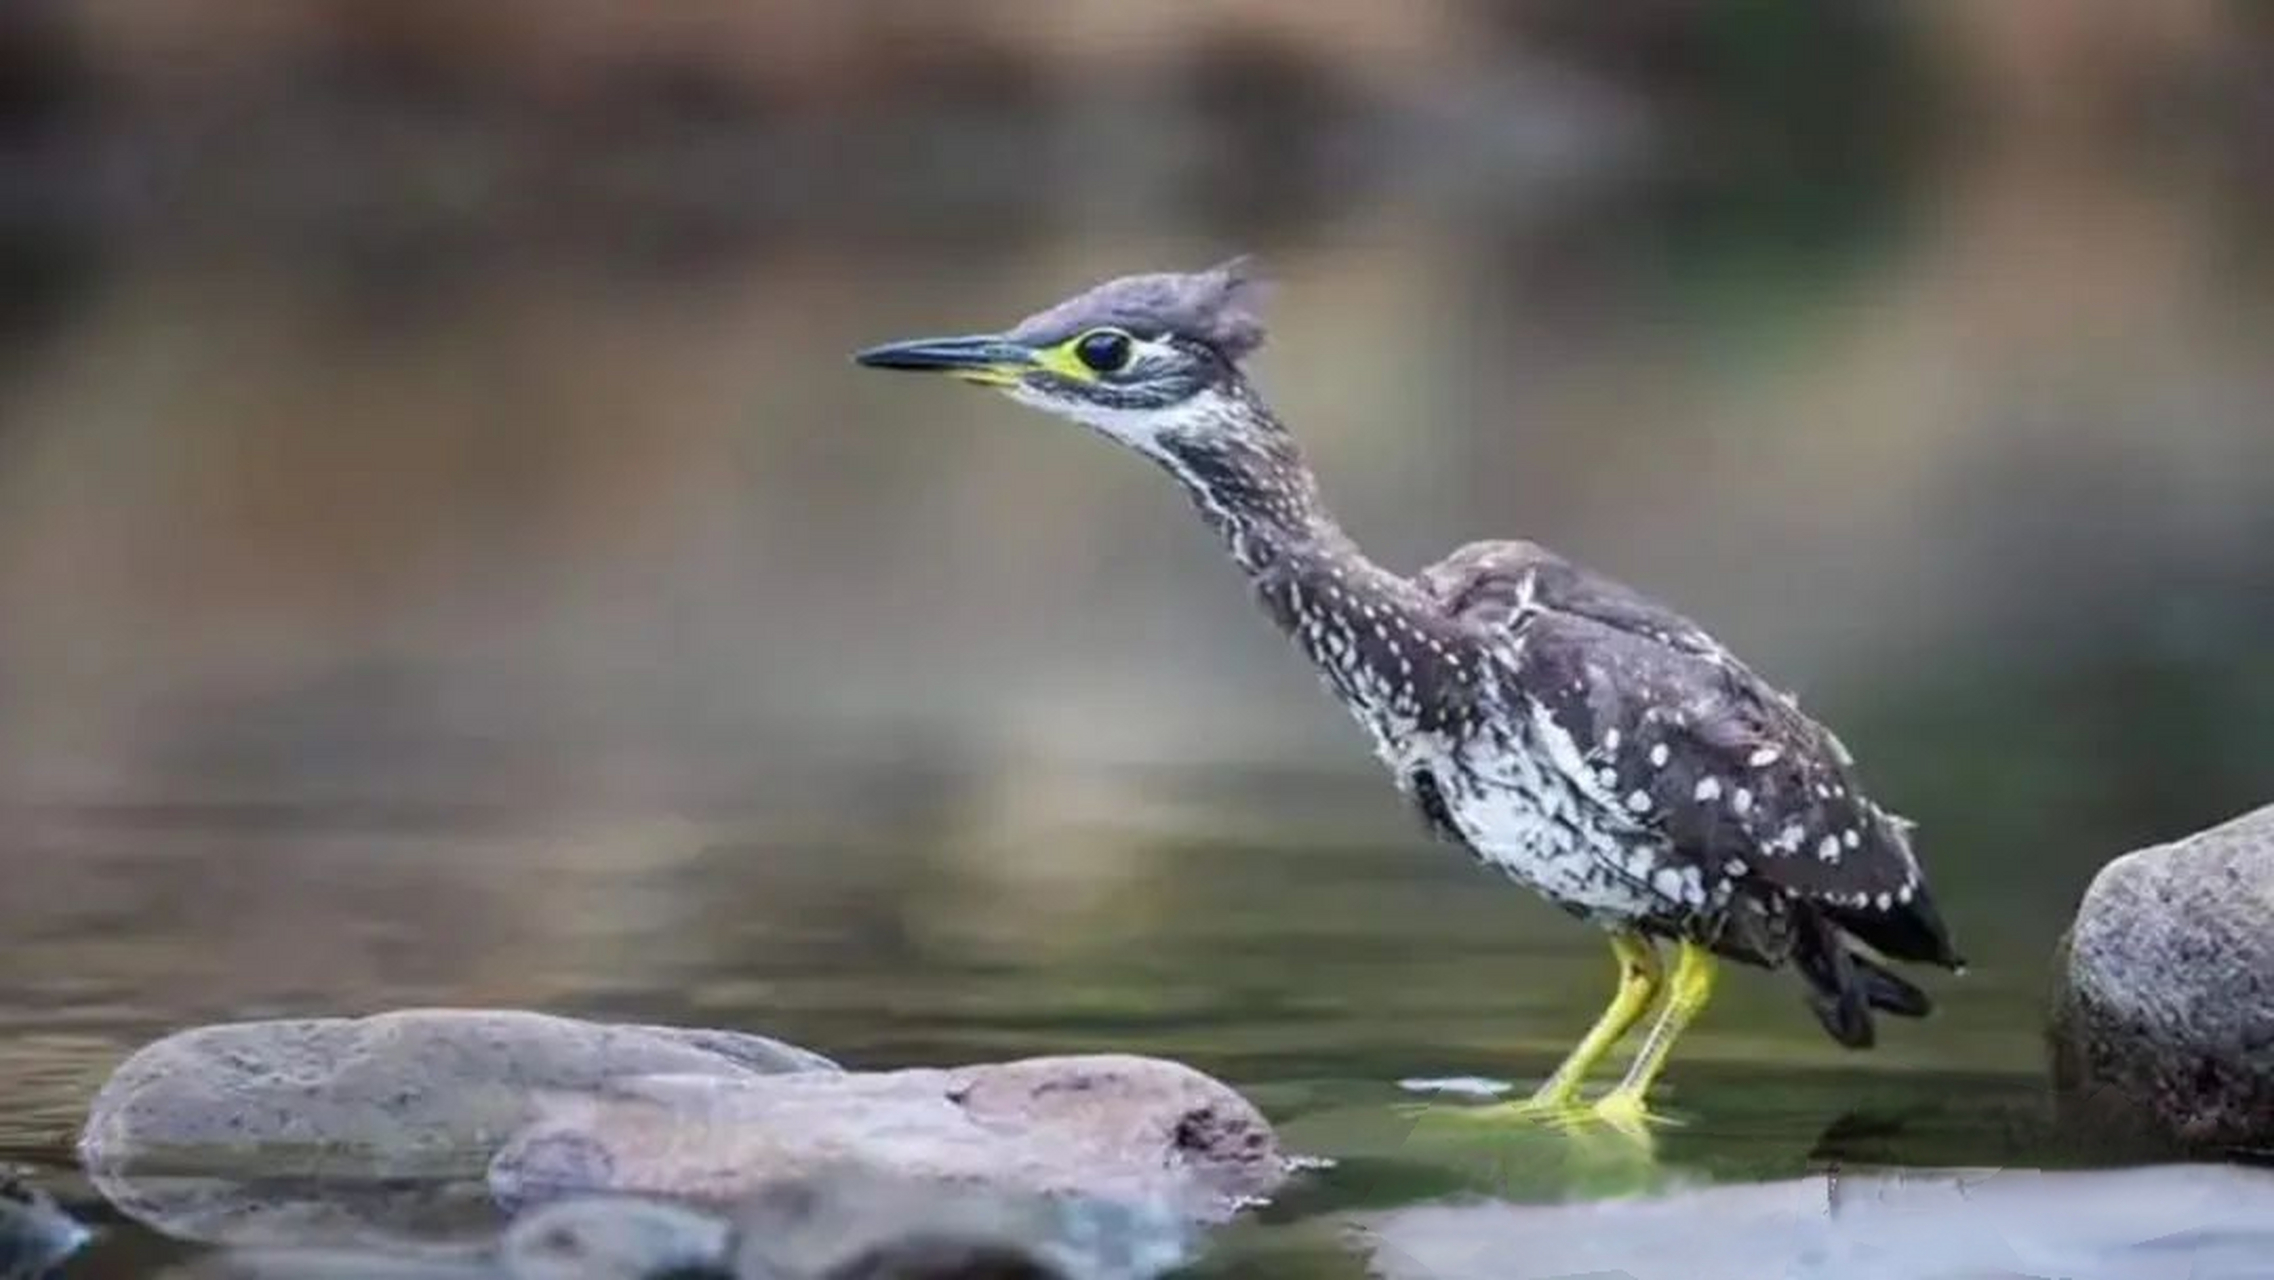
[{"left": 853, "top": 258, "right": 1273, "bottom": 460}]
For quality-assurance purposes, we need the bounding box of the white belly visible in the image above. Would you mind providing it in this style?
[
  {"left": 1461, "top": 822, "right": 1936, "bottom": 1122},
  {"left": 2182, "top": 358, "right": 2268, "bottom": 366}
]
[
  {"left": 1352, "top": 687, "right": 1669, "bottom": 923},
  {"left": 1430, "top": 739, "right": 1664, "bottom": 921}
]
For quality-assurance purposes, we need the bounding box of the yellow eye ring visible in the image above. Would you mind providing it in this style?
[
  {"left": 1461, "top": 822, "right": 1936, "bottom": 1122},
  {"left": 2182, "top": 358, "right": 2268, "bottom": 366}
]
[{"left": 1072, "top": 328, "right": 1135, "bottom": 374}]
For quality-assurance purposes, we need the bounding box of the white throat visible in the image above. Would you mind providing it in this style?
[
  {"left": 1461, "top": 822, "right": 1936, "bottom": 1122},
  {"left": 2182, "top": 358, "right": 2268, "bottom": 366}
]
[{"left": 1007, "top": 384, "right": 1246, "bottom": 458}]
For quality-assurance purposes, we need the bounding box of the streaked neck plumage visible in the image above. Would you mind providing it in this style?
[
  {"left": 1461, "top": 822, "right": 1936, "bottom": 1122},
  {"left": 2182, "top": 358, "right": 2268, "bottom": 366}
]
[
  {"left": 1146, "top": 386, "right": 1474, "bottom": 734},
  {"left": 1149, "top": 390, "right": 1339, "bottom": 577}
]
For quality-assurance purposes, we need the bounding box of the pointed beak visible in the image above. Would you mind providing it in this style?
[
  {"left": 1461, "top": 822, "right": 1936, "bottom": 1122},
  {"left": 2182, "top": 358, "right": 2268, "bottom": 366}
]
[{"left": 851, "top": 334, "right": 1037, "bottom": 387}]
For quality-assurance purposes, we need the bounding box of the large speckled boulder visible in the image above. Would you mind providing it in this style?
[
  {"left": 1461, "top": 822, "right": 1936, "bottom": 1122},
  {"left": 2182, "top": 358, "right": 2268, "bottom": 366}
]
[
  {"left": 78, "top": 1009, "right": 834, "bottom": 1244},
  {"left": 2049, "top": 803, "right": 2274, "bottom": 1153},
  {"left": 490, "top": 1055, "right": 1284, "bottom": 1226}
]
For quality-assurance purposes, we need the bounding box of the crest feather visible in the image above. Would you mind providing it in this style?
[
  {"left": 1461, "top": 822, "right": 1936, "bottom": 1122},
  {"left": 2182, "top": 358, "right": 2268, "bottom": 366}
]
[{"left": 1010, "top": 257, "right": 1271, "bottom": 362}]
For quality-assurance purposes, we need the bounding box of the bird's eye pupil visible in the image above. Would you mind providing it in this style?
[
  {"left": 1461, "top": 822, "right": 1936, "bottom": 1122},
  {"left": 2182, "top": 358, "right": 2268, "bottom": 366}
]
[{"left": 1075, "top": 330, "right": 1133, "bottom": 373}]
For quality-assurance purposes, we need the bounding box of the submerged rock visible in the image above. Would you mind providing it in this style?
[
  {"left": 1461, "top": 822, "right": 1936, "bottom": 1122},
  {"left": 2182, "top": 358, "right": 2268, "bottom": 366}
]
[
  {"left": 2049, "top": 803, "right": 2274, "bottom": 1153},
  {"left": 490, "top": 1056, "right": 1283, "bottom": 1226},
  {"left": 1, "top": 1177, "right": 90, "bottom": 1280},
  {"left": 501, "top": 1199, "right": 733, "bottom": 1280},
  {"left": 1355, "top": 1163, "right": 2274, "bottom": 1280},
  {"left": 175, "top": 1178, "right": 1187, "bottom": 1280},
  {"left": 80, "top": 1009, "right": 833, "bottom": 1244},
  {"left": 171, "top": 1197, "right": 733, "bottom": 1280},
  {"left": 731, "top": 1168, "right": 1191, "bottom": 1280}
]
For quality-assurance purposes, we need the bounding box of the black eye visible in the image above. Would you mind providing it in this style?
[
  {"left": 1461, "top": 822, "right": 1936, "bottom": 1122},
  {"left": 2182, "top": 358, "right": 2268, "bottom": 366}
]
[{"left": 1073, "top": 328, "right": 1134, "bottom": 373}]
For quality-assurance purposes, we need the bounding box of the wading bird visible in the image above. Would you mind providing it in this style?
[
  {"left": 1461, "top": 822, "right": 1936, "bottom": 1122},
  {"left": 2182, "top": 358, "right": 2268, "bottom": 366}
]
[{"left": 853, "top": 261, "right": 1962, "bottom": 1130}]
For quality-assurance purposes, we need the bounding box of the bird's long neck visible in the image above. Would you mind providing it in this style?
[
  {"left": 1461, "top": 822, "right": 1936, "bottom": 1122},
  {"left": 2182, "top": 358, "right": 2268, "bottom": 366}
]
[
  {"left": 1150, "top": 394, "right": 1472, "bottom": 729},
  {"left": 1152, "top": 426, "right": 1344, "bottom": 577}
]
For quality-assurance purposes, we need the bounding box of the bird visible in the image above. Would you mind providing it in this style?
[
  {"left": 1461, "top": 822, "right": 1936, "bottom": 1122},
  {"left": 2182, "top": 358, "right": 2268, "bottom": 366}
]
[{"left": 852, "top": 259, "right": 1963, "bottom": 1131}]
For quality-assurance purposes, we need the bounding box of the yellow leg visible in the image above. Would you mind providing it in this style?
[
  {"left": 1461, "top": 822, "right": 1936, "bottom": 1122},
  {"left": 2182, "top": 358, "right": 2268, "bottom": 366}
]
[
  {"left": 1399, "top": 930, "right": 1661, "bottom": 1129},
  {"left": 1591, "top": 939, "right": 1716, "bottom": 1132},
  {"left": 1522, "top": 930, "right": 1662, "bottom": 1110}
]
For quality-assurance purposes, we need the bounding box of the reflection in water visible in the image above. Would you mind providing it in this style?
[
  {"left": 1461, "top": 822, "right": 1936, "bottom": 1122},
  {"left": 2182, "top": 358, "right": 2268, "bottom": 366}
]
[
  {"left": 1355, "top": 1163, "right": 2274, "bottom": 1280},
  {"left": 0, "top": 1179, "right": 90, "bottom": 1280},
  {"left": 1393, "top": 1117, "right": 1672, "bottom": 1204}
]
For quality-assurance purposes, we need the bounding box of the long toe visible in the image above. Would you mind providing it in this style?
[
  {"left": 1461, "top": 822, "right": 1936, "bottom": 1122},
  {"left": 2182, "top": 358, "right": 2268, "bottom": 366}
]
[{"left": 1584, "top": 1089, "right": 1683, "bottom": 1137}]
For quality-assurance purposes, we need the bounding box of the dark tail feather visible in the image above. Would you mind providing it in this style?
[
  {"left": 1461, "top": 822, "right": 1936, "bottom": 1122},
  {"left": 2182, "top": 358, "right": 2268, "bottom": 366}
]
[
  {"left": 1854, "top": 952, "right": 1933, "bottom": 1018},
  {"left": 1793, "top": 910, "right": 1874, "bottom": 1049},
  {"left": 1832, "top": 886, "right": 1966, "bottom": 972},
  {"left": 1794, "top": 908, "right": 1940, "bottom": 1048}
]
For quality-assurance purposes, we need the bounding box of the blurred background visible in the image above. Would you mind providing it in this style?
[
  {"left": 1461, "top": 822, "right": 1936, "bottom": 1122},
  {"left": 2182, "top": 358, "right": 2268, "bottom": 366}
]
[{"left": 2, "top": 0, "right": 2272, "bottom": 1171}]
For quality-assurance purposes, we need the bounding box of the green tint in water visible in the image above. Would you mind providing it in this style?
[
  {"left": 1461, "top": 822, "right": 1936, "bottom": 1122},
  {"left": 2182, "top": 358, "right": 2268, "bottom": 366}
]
[{"left": 0, "top": 746, "right": 2188, "bottom": 1277}]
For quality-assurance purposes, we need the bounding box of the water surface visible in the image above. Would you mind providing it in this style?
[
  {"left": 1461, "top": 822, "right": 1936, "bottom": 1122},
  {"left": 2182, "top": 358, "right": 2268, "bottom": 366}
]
[{"left": 0, "top": 753, "right": 2221, "bottom": 1276}]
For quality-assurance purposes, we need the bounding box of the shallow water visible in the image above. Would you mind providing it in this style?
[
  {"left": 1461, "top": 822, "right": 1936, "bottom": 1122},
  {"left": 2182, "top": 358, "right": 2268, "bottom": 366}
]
[{"left": 0, "top": 756, "right": 2237, "bottom": 1277}]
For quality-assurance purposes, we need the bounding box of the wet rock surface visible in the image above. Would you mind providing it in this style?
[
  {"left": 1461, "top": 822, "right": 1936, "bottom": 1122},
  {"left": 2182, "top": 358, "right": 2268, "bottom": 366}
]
[
  {"left": 2049, "top": 803, "right": 2274, "bottom": 1153},
  {"left": 78, "top": 1010, "right": 834, "bottom": 1244},
  {"left": 1355, "top": 1163, "right": 2274, "bottom": 1280},
  {"left": 490, "top": 1056, "right": 1284, "bottom": 1225}
]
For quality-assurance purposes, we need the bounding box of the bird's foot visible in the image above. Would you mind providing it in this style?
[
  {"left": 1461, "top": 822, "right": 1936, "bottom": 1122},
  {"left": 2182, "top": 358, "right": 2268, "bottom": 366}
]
[{"left": 1579, "top": 1088, "right": 1681, "bottom": 1137}]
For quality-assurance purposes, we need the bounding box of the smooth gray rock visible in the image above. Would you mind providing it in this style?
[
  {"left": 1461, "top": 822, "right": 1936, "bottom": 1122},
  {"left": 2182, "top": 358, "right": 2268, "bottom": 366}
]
[
  {"left": 1355, "top": 1163, "right": 2274, "bottom": 1280},
  {"left": 2050, "top": 803, "right": 2274, "bottom": 1152},
  {"left": 490, "top": 1055, "right": 1284, "bottom": 1226},
  {"left": 80, "top": 1009, "right": 833, "bottom": 1244}
]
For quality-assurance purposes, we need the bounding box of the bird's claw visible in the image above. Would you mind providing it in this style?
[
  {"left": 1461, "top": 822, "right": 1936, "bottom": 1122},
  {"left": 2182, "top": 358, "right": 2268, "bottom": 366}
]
[{"left": 1584, "top": 1089, "right": 1682, "bottom": 1136}]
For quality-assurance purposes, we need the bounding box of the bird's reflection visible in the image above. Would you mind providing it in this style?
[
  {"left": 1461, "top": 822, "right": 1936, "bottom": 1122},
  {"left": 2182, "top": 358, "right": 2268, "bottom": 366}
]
[{"left": 1391, "top": 1105, "right": 1671, "bottom": 1202}]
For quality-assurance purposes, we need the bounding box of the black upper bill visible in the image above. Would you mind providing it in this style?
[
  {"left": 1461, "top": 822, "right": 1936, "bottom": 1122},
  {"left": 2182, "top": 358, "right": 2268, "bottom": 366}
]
[{"left": 851, "top": 334, "right": 1032, "bottom": 373}]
